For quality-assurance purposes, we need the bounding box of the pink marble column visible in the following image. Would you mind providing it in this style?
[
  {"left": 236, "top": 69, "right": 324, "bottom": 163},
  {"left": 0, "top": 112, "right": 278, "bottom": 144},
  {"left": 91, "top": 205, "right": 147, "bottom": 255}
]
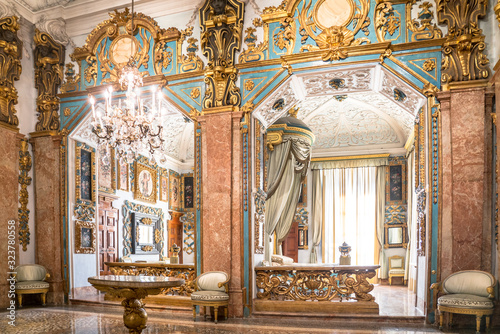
[
  {"left": 198, "top": 110, "right": 244, "bottom": 317},
  {"left": 438, "top": 86, "right": 491, "bottom": 274},
  {"left": 492, "top": 61, "right": 500, "bottom": 282},
  {"left": 30, "top": 134, "right": 65, "bottom": 304},
  {"left": 0, "top": 126, "right": 22, "bottom": 309}
]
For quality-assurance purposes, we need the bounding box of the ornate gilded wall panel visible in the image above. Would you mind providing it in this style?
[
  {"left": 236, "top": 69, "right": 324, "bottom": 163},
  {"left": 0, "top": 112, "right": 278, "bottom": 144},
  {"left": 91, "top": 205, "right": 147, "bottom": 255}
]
[
  {"left": 239, "top": 18, "right": 268, "bottom": 63},
  {"left": 0, "top": 16, "right": 22, "bottom": 127},
  {"left": 407, "top": 1, "right": 443, "bottom": 42},
  {"left": 437, "top": 0, "right": 490, "bottom": 86},
  {"left": 297, "top": 0, "right": 370, "bottom": 61},
  {"left": 200, "top": 0, "right": 244, "bottom": 109},
  {"left": 34, "top": 29, "right": 65, "bottom": 132},
  {"left": 18, "top": 138, "right": 31, "bottom": 251}
]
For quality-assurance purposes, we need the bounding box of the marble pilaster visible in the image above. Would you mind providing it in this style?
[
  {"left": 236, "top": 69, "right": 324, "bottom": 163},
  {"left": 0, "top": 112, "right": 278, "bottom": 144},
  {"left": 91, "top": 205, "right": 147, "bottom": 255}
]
[
  {"left": 0, "top": 126, "right": 22, "bottom": 308},
  {"left": 438, "top": 86, "right": 491, "bottom": 274},
  {"left": 199, "top": 110, "right": 244, "bottom": 318},
  {"left": 30, "top": 134, "right": 65, "bottom": 304}
]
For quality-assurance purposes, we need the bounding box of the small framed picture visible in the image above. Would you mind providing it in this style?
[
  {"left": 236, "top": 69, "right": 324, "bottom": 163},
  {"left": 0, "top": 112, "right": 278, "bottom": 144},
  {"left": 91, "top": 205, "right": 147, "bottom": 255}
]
[
  {"left": 159, "top": 168, "right": 169, "bottom": 202},
  {"left": 117, "top": 160, "right": 129, "bottom": 191},
  {"left": 75, "top": 221, "right": 96, "bottom": 254},
  {"left": 182, "top": 173, "right": 194, "bottom": 210},
  {"left": 134, "top": 162, "right": 158, "bottom": 204},
  {"left": 97, "top": 145, "right": 116, "bottom": 194},
  {"left": 298, "top": 225, "right": 308, "bottom": 250},
  {"left": 75, "top": 141, "right": 96, "bottom": 205},
  {"left": 169, "top": 170, "right": 181, "bottom": 210}
]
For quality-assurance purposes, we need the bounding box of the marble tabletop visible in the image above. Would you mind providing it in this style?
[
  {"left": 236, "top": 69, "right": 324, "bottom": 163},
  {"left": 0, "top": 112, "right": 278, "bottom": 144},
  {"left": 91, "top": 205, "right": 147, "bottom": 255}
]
[{"left": 88, "top": 275, "right": 185, "bottom": 289}]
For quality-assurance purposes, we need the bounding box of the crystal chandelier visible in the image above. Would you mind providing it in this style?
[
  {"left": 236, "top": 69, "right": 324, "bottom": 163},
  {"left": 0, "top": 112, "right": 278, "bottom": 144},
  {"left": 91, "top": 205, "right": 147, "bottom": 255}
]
[{"left": 88, "top": 0, "right": 165, "bottom": 164}]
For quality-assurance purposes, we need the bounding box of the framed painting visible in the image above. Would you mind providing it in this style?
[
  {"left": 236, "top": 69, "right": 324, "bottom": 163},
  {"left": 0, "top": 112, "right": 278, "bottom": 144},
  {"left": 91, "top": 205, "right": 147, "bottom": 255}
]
[
  {"left": 134, "top": 162, "right": 158, "bottom": 204},
  {"left": 298, "top": 225, "right": 308, "bottom": 250},
  {"left": 75, "top": 220, "right": 96, "bottom": 254},
  {"left": 117, "top": 160, "right": 129, "bottom": 191},
  {"left": 169, "top": 170, "right": 181, "bottom": 210},
  {"left": 386, "top": 162, "right": 407, "bottom": 205},
  {"left": 182, "top": 173, "right": 194, "bottom": 210},
  {"left": 75, "top": 141, "right": 96, "bottom": 205},
  {"left": 159, "top": 168, "right": 169, "bottom": 202},
  {"left": 97, "top": 145, "right": 116, "bottom": 194}
]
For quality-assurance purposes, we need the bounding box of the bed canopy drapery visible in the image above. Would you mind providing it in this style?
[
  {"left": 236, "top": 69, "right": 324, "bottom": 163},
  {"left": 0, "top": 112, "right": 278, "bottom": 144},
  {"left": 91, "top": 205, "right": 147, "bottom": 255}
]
[{"left": 263, "top": 116, "right": 314, "bottom": 263}]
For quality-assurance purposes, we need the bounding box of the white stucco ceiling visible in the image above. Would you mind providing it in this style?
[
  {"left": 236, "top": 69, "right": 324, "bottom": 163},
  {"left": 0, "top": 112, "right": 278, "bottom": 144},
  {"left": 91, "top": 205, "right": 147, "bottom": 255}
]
[{"left": 252, "top": 64, "right": 426, "bottom": 157}]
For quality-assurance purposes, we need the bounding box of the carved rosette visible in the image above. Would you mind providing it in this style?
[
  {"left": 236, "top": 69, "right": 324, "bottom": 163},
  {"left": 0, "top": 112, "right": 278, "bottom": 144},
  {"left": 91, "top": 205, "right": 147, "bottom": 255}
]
[
  {"left": 18, "top": 138, "right": 32, "bottom": 251},
  {"left": 34, "top": 29, "right": 65, "bottom": 132},
  {"left": 200, "top": 0, "right": 244, "bottom": 109},
  {"left": 437, "top": 0, "right": 490, "bottom": 86},
  {"left": 0, "top": 16, "right": 22, "bottom": 127}
]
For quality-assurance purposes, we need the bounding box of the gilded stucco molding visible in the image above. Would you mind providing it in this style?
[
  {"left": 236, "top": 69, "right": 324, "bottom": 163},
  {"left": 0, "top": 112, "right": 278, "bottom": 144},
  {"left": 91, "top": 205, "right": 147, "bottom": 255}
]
[
  {"left": 407, "top": 1, "right": 443, "bottom": 42},
  {"left": 0, "top": 16, "right": 22, "bottom": 128},
  {"left": 239, "top": 18, "right": 268, "bottom": 63},
  {"left": 200, "top": 0, "right": 244, "bottom": 110},
  {"left": 18, "top": 138, "right": 31, "bottom": 251},
  {"left": 177, "top": 26, "right": 204, "bottom": 73},
  {"left": 34, "top": 29, "right": 65, "bottom": 132},
  {"left": 437, "top": 0, "right": 490, "bottom": 88}
]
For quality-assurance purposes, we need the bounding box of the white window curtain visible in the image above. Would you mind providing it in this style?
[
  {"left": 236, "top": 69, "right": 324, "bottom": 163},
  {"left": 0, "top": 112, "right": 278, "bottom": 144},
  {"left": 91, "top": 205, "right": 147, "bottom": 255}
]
[{"left": 321, "top": 167, "right": 377, "bottom": 265}]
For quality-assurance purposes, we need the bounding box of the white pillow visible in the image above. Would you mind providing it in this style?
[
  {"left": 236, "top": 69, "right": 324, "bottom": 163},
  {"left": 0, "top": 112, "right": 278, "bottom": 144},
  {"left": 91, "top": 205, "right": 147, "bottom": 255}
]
[{"left": 271, "top": 255, "right": 294, "bottom": 265}]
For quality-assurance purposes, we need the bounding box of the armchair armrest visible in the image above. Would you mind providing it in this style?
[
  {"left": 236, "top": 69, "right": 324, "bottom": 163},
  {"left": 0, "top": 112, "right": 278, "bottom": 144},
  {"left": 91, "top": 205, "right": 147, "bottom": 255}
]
[
  {"left": 430, "top": 282, "right": 443, "bottom": 311},
  {"left": 217, "top": 275, "right": 231, "bottom": 293},
  {"left": 44, "top": 273, "right": 50, "bottom": 281},
  {"left": 487, "top": 286, "right": 495, "bottom": 299}
]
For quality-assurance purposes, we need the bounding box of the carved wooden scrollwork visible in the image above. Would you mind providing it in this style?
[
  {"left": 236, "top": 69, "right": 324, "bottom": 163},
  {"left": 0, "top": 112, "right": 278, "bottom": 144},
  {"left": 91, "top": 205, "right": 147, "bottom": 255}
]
[
  {"left": 437, "top": 0, "right": 490, "bottom": 86},
  {"left": 108, "top": 263, "right": 196, "bottom": 296},
  {"left": 0, "top": 16, "right": 22, "bottom": 128},
  {"left": 255, "top": 267, "right": 377, "bottom": 302},
  {"left": 200, "top": 0, "right": 244, "bottom": 109},
  {"left": 18, "top": 138, "right": 31, "bottom": 251},
  {"left": 34, "top": 29, "right": 65, "bottom": 132}
]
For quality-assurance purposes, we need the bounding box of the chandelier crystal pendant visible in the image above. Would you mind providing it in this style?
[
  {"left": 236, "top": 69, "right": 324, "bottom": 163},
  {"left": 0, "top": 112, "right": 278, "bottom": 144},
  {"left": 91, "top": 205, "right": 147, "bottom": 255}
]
[{"left": 88, "top": 0, "right": 165, "bottom": 164}]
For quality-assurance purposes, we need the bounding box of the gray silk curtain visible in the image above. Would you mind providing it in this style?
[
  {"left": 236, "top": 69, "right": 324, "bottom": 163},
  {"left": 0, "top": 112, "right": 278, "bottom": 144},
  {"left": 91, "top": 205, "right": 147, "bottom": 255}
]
[
  {"left": 310, "top": 170, "right": 323, "bottom": 263},
  {"left": 264, "top": 137, "right": 312, "bottom": 262}
]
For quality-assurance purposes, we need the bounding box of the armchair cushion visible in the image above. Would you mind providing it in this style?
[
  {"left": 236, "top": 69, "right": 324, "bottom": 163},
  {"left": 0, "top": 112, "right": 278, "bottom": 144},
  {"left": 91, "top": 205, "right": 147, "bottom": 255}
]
[
  {"left": 15, "top": 264, "right": 48, "bottom": 282},
  {"left": 15, "top": 281, "right": 49, "bottom": 290},
  {"left": 438, "top": 294, "right": 494, "bottom": 309},
  {"left": 197, "top": 271, "right": 228, "bottom": 292},
  {"left": 191, "top": 291, "right": 229, "bottom": 301},
  {"left": 389, "top": 269, "right": 405, "bottom": 275},
  {"left": 443, "top": 270, "right": 495, "bottom": 297}
]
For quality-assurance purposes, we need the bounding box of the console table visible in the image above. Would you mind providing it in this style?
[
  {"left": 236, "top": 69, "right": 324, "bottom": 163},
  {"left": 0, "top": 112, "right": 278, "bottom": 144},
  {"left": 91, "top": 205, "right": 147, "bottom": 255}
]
[
  {"left": 88, "top": 275, "right": 184, "bottom": 333},
  {"left": 254, "top": 264, "right": 380, "bottom": 314}
]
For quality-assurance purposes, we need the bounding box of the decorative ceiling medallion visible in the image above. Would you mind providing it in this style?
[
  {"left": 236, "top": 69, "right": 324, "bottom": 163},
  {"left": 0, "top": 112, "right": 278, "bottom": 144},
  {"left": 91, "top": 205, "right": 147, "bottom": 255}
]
[
  {"left": 273, "top": 98, "right": 285, "bottom": 111},
  {"left": 329, "top": 78, "right": 346, "bottom": 90},
  {"left": 110, "top": 35, "right": 139, "bottom": 65},
  {"left": 314, "top": 0, "right": 354, "bottom": 30},
  {"left": 393, "top": 88, "right": 407, "bottom": 102},
  {"left": 334, "top": 95, "right": 348, "bottom": 102}
]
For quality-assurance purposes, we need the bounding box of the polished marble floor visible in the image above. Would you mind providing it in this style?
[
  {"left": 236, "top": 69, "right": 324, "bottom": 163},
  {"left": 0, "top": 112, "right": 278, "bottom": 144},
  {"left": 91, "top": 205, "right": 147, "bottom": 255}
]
[{"left": 0, "top": 285, "right": 484, "bottom": 333}]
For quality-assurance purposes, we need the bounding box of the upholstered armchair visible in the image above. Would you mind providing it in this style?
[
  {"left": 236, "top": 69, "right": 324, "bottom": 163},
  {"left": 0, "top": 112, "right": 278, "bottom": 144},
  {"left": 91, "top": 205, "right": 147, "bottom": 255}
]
[
  {"left": 388, "top": 255, "right": 405, "bottom": 285},
  {"left": 191, "top": 271, "right": 230, "bottom": 323},
  {"left": 430, "top": 270, "right": 496, "bottom": 333},
  {"left": 14, "top": 264, "right": 50, "bottom": 307}
]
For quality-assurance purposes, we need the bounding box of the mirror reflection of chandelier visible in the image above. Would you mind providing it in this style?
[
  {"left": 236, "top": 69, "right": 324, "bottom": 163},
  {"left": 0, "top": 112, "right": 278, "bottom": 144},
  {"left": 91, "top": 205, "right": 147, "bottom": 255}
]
[{"left": 88, "top": 0, "right": 165, "bottom": 164}]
